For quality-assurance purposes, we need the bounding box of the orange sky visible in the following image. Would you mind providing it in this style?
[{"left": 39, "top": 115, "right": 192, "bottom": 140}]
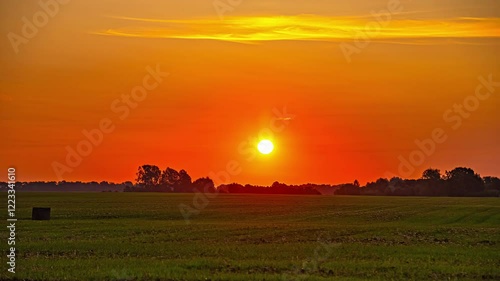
[{"left": 1, "top": 0, "right": 499, "bottom": 185}]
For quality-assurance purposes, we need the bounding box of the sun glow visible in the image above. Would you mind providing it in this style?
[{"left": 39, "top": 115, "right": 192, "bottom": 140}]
[{"left": 257, "top": 140, "right": 274, "bottom": 155}]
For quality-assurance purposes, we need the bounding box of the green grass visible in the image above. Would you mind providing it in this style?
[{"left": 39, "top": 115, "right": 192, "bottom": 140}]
[{"left": 2, "top": 193, "right": 499, "bottom": 280}]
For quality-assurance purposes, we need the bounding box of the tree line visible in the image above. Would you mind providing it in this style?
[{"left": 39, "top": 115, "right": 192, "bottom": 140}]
[
  {"left": 129, "top": 165, "right": 500, "bottom": 197},
  {"left": 127, "top": 165, "right": 321, "bottom": 194},
  {"left": 127, "top": 165, "right": 216, "bottom": 193},
  {"left": 335, "top": 167, "right": 500, "bottom": 197},
  {"left": 0, "top": 181, "right": 130, "bottom": 192},
  {"left": 1, "top": 165, "right": 498, "bottom": 196}
]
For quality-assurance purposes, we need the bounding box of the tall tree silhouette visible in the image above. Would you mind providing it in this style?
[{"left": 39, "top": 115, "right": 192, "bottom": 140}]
[
  {"left": 176, "top": 169, "right": 192, "bottom": 192},
  {"left": 422, "top": 168, "right": 441, "bottom": 181},
  {"left": 484, "top": 176, "right": 500, "bottom": 191},
  {"left": 160, "top": 167, "right": 180, "bottom": 192},
  {"left": 445, "top": 167, "right": 484, "bottom": 196},
  {"left": 193, "top": 177, "right": 216, "bottom": 193},
  {"left": 136, "top": 165, "right": 161, "bottom": 189}
]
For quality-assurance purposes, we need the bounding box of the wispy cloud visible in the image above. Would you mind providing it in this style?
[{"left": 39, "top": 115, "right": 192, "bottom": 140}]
[{"left": 93, "top": 15, "right": 500, "bottom": 43}]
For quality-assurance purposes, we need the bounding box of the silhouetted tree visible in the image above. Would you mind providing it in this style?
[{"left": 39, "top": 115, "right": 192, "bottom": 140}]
[
  {"left": 160, "top": 167, "right": 180, "bottom": 192},
  {"left": 445, "top": 167, "right": 484, "bottom": 196},
  {"left": 193, "top": 177, "right": 216, "bottom": 193},
  {"left": 484, "top": 176, "right": 500, "bottom": 190},
  {"left": 176, "top": 169, "right": 192, "bottom": 192},
  {"left": 220, "top": 183, "right": 244, "bottom": 193},
  {"left": 422, "top": 168, "right": 441, "bottom": 181},
  {"left": 365, "top": 178, "right": 390, "bottom": 195},
  {"left": 483, "top": 176, "right": 500, "bottom": 196},
  {"left": 136, "top": 165, "right": 161, "bottom": 189},
  {"left": 335, "top": 183, "right": 361, "bottom": 195},
  {"left": 388, "top": 177, "right": 404, "bottom": 194},
  {"left": 419, "top": 168, "right": 446, "bottom": 196},
  {"left": 123, "top": 181, "right": 133, "bottom": 187}
]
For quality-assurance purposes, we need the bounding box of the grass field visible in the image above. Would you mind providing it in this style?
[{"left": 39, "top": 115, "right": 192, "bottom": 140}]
[{"left": 2, "top": 193, "right": 500, "bottom": 281}]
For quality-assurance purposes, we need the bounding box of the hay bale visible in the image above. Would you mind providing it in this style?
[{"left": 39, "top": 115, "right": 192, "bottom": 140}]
[{"left": 32, "top": 207, "right": 51, "bottom": 220}]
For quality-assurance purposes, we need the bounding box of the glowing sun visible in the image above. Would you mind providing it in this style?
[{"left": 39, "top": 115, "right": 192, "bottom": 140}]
[{"left": 257, "top": 139, "right": 274, "bottom": 154}]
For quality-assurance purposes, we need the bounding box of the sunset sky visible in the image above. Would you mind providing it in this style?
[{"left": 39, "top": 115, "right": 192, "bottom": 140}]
[{"left": 1, "top": 0, "right": 499, "bottom": 185}]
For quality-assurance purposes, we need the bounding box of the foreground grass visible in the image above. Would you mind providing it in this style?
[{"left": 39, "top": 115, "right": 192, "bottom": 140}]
[{"left": 1, "top": 193, "right": 499, "bottom": 280}]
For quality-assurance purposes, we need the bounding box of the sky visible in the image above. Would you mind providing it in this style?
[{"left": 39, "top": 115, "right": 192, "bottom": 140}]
[{"left": 0, "top": 0, "right": 499, "bottom": 185}]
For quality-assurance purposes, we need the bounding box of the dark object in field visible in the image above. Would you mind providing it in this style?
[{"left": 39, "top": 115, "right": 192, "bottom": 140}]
[{"left": 32, "top": 207, "right": 51, "bottom": 220}]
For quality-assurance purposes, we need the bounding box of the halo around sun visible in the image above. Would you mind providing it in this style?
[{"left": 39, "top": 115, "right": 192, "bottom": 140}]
[{"left": 257, "top": 139, "right": 274, "bottom": 154}]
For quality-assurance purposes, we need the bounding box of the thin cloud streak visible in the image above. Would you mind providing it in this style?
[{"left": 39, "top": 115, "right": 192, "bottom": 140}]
[{"left": 93, "top": 15, "right": 500, "bottom": 43}]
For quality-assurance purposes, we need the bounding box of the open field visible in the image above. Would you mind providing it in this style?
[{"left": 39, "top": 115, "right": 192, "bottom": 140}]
[{"left": 2, "top": 193, "right": 500, "bottom": 280}]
